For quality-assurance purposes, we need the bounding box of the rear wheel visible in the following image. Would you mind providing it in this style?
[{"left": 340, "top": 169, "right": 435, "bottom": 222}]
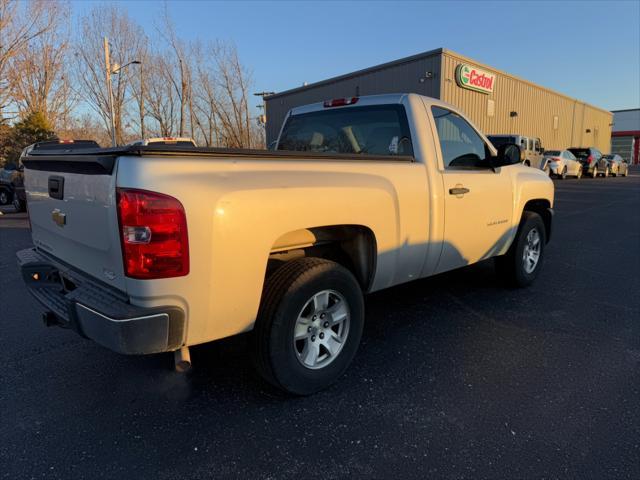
[
  {"left": 560, "top": 167, "right": 567, "bottom": 180},
  {"left": 0, "top": 189, "right": 11, "bottom": 206},
  {"left": 591, "top": 167, "right": 597, "bottom": 178},
  {"left": 495, "top": 211, "right": 546, "bottom": 288},
  {"left": 12, "top": 197, "right": 25, "bottom": 212},
  {"left": 576, "top": 167, "right": 583, "bottom": 179},
  {"left": 252, "top": 257, "right": 364, "bottom": 395}
]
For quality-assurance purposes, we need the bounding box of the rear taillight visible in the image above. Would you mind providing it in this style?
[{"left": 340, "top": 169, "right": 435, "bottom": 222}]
[
  {"left": 587, "top": 155, "right": 593, "bottom": 164},
  {"left": 116, "top": 188, "right": 189, "bottom": 279},
  {"left": 323, "top": 97, "right": 359, "bottom": 108}
]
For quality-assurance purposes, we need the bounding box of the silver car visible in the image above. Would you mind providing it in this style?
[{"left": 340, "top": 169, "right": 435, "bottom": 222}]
[
  {"left": 602, "top": 154, "right": 629, "bottom": 177},
  {"left": 542, "top": 150, "right": 583, "bottom": 179}
]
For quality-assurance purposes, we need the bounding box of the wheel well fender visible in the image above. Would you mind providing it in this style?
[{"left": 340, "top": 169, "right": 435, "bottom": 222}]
[
  {"left": 522, "top": 199, "right": 552, "bottom": 242},
  {"left": 269, "top": 225, "right": 377, "bottom": 291}
]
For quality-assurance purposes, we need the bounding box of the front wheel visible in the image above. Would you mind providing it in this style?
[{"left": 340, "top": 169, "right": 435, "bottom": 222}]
[
  {"left": 592, "top": 167, "right": 598, "bottom": 178},
  {"left": 495, "top": 212, "right": 546, "bottom": 288},
  {"left": 252, "top": 257, "right": 364, "bottom": 395}
]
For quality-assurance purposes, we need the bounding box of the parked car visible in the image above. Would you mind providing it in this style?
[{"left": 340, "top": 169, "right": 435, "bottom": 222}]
[
  {"left": 602, "top": 154, "right": 629, "bottom": 177},
  {"left": 17, "top": 93, "right": 554, "bottom": 395},
  {"left": 0, "top": 162, "right": 24, "bottom": 209},
  {"left": 542, "top": 150, "right": 583, "bottom": 179},
  {"left": 567, "top": 147, "right": 607, "bottom": 178},
  {"left": 487, "top": 135, "right": 544, "bottom": 168}
]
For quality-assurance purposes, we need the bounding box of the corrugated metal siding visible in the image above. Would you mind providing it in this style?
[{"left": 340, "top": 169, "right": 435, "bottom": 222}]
[
  {"left": 439, "top": 51, "right": 613, "bottom": 151},
  {"left": 265, "top": 54, "right": 442, "bottom": 144}
]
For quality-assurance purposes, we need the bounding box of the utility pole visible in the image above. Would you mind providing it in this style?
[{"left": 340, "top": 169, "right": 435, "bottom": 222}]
[
  {"left": 253, "top": 91, "right": 275, "bottom": 146},
  {"left": 104, "top": 37, "right": 117, "bottom": 147},
  {"left": 139, "top": 63, "right": 145, "bottom": 139}
]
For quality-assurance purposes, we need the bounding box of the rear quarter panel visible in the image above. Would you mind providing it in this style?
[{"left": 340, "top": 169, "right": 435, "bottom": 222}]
[{"left": 116, "top": 154, "right": 430, "bottom": 345}]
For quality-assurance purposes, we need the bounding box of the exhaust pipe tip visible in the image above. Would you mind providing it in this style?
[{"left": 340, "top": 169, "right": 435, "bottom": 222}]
[{"left": 174, "top": 346, "right": 192, "bottom": 373}]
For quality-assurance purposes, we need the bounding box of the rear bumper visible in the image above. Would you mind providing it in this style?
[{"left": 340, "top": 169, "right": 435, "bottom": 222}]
[{"left": 16, "top": 248, "right": 185, "bottom": 354}]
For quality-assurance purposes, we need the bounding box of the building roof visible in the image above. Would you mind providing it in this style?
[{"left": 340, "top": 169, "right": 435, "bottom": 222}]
[
  {"left": 266, "top": 48, "right": 445, "bottom": 100},
  {"left": 266, "top": 47, "right": 611, "bottom": 115}
]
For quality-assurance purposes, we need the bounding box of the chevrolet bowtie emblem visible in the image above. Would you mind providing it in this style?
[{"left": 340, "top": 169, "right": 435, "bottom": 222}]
[{"left": 52, "top": 209, "right": 66, "bottom": 227}]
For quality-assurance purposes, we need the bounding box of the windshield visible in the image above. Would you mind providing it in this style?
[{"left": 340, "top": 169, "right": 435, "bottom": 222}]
[
  {"left": 545, "top": 151, "right": 561, "bottom": 156},
  {"left": 277, "top": 105, "right": 413, "bottom": 156},
  {"left": 487, "top": 136, "right": 517, "bottom": 148}
]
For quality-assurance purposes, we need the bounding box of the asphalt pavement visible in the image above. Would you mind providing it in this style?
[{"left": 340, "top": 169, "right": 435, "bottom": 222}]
[{"left": 1, "top": 171, "right": 639, "bottom": 479}]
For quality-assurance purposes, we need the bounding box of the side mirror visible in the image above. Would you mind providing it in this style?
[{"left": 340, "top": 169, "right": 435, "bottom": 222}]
[{"left": 492, "top": 143, "right": 521, "bottom": 168}]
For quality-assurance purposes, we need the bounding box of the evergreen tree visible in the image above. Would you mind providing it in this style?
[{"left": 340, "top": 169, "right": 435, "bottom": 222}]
[{"left": 0, "top": 112, "right": 56, "bottom": 166}]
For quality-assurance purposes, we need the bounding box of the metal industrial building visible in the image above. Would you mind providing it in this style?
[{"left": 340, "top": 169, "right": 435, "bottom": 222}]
[
  {"left": 265, "top": 48, "right": 612, "bottom": 152},
  {"left": 611, "top": 109, "right": 640, "bottom": 164}
]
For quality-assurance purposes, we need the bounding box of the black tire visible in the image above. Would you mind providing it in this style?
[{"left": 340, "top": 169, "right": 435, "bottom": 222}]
[
  {"left": 495, "top": 211, "right": 546, "bottom": 288},
  {"left": 12, "top": 198, "right": 26, "bottom": 212},
  {"left": 251, "top": 257, "right": 364, "bottom": 395},
  {"left": 0, "top": 188, "right": 12, "bottom": 206},
  {"left": 560, "top": 167, "right": 567, "bottom": 180}
]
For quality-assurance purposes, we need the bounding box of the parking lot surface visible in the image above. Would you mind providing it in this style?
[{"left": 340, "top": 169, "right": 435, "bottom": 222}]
[{"left": 1, "top": 172, "right": 639, "bottom": 479}]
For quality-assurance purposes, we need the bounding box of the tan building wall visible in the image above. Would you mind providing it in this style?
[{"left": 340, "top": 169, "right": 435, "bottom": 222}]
[{"left": 439, "top": 50, "right": 612, "bottom": 152}]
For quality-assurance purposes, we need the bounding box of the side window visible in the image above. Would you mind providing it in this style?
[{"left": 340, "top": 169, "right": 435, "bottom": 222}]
[
  {"left": 534, "top": 139, "right": 541, "bottom": 152},
  {"left": 520, "top": 138, "right": 527, "bottom": 150},
  {"left": 528, "top": 139, "right": 533, "bottom": 150},
  {"left": 431, "top": 106, "right": 490, "bottom": 169}
]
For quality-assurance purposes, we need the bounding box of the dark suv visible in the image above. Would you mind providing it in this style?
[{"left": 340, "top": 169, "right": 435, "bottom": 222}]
[{"left": 567, "top": 147, "right": 608, "bottom": 178}]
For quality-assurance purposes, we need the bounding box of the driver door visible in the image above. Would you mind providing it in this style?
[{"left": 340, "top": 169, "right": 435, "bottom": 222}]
[{"left": 430, "top": 106, "right": 514, "bottom": 273}]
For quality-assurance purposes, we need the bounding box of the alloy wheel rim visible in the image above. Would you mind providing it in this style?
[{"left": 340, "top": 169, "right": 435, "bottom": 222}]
[
  {"left": 293, "top": 289, "right": 350, "bottom": 370},
  {"left": 522, "top": 228, "right": 541, "bottom": 274}
]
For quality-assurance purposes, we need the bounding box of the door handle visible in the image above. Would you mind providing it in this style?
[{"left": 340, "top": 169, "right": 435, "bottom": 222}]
[{"left": 449, "top": 187, "right": 470, "bottom": 196}]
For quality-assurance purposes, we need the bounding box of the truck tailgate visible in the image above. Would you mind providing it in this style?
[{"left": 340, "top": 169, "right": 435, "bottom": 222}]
[{"left": 23, "top": 154, "right": 127, "bottom": 291}]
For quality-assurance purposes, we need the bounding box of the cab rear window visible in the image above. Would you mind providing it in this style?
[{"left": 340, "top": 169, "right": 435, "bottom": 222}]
[
  {"left": 568, "top": 148, "right": 589, "bottom": 158},
  {"left": 277, "top": 105, "right": 413, "bottom": 156}
]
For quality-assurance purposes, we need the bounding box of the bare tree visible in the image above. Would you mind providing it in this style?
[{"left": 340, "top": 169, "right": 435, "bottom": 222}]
[
  {"left": 0, "top": 0, "right": 61, "bottom": 120},
  {"left": 7, "top": 2, "right": 74, "bottom": 128},
  {"left": 210, "top": 41, "right": 255, "bottom": 148},
  {"left": 144, "top": 53, "right": 180, "bottom": 137},
  {"left": 74, "top": 4, "right": 145, "bottom": 144},
  {"left": 156, "top": 9, "right": 191, "bottom": 137}
]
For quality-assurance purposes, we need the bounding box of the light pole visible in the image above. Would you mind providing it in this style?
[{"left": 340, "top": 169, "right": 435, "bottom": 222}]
[
  {"left": 254, "top": 91, "right": 275, "bottom": 146},
  {"left": 104, "top": 36, "right": 141, "bottom": 147}
]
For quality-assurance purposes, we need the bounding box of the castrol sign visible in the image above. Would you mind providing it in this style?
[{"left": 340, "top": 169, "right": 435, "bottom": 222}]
[{"left": 455, "top": 64, "right": 496, "bottom": 94}]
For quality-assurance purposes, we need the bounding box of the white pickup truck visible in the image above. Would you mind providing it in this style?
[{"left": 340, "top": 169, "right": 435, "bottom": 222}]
[{"left": 18, "top": 94, "right": 554, "bottom": 395}]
